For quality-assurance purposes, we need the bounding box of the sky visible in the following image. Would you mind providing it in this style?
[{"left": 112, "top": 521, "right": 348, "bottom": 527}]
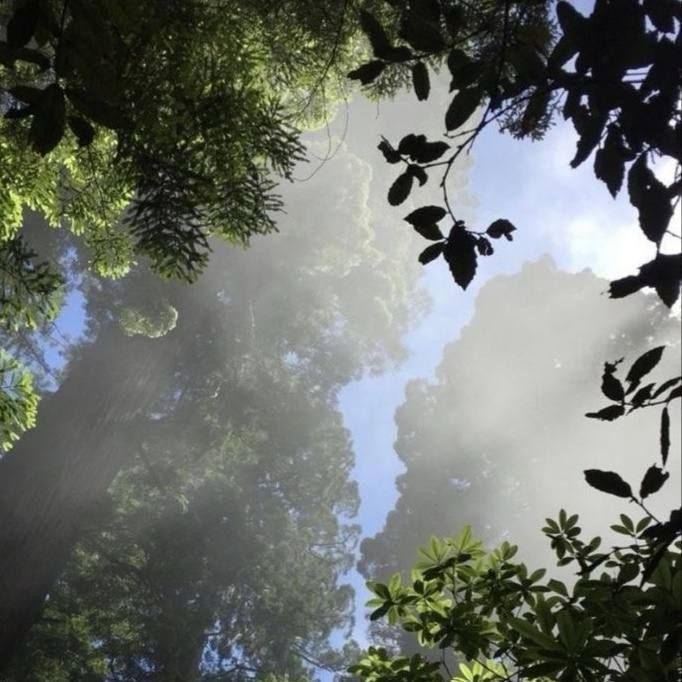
[{"left": 326, "top": 83, "right": 681, "bottom": 645}]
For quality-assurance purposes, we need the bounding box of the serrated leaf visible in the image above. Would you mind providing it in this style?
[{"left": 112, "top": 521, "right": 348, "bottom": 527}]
[
  {"left": 639, "top": 465, "right": 669, "bottom": 499},
  {"left": 412, "top": 62, "right": 430, "bottom": 101},
  {"left": 584, "top": 469, "right": 633, "bottom": 498},
  {"left": 445, "top": 88, "right": 481, "bottom": 131},
  {"left": 585, "top": 404, "right": 625, "bottom": 421},
  {"left": 444, "top": 226, "right": 477, "bottom": 289},
  {"left": 660, "top": 406, "right": 670, "bottom": 466},
  {"left": 418, "top": 242, "right": 444, "bottom": 265},
  {"left": 388, "top": 172, "right": 413, "bottom": 206}
]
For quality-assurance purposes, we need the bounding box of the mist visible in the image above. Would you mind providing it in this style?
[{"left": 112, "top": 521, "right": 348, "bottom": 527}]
[{"left": 1, "top": 83, "right": 680, "bottom": 681}]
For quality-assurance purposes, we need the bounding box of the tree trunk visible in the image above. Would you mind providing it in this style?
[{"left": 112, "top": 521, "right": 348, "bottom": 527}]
[{"left": 0, "top": 330, "right": 172, "bottom": 669}]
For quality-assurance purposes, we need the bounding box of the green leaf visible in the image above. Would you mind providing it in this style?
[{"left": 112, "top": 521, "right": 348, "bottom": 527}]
[
  {"left": 445, "top": 88, "right": 481, "bottom": 131},
  {"left": 412, "top": 62, "right": 430, "bottom": 101},
  {"left": 639, "top": 465, "right": 669, "bottom": 499},
  {"left": 584, "top": 469, "right": 633, "bottom": 498},
  {"left": 388, "top": 172, "right": 413, "bottom": 206},
  {"left": 660, "top": 406, "right": 670, "bottom": 466},
  {"left": 348, "top": 60, "right": 386, "bottom": 85}
]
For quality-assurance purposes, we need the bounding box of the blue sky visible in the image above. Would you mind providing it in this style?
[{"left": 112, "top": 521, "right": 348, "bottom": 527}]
[{"left": 335, "top": 86, "right": 680, "bottom": 645}]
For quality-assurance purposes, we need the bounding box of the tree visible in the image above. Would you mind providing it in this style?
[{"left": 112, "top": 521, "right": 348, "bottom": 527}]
[
  {"left": 350, "top": 0, "right": 680, "bottom": 305},
  {"left": 0, "top": 142, "right": 427, "bottom": 668},
  {"left": 0, "top": 0, "right": 397, "bottom": 448}
]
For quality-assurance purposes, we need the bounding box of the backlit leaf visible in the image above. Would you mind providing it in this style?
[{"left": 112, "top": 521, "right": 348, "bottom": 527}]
[{"left": 584, "top": 469, "right": 632, "bottom": 498}]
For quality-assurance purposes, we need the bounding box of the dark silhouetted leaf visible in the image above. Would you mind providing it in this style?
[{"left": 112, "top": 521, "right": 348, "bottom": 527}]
[
  {"left": 627, "top": 154, "right": 651, "bottom": 208},
  {"left": 4, "top": 105, "right": 33, "bottom": 119},
  {"left": 585, "top": 405, "right": 625, "bottom": 421},
  {"left": 601, "top": 366, "right": 624, "bottom": 402},
  {"left": 547, "top": 34, "right": 578, "bottom": 72},
  {"left": 630, "top": 383, "right": 654, "bottom": 407},
  {"left": 378, "top": 138, "right": 402, "bottom": 164},
  {"left": 400, "top": 13, "right": 445, "bottom": 53},
  {"left": 666, "top": 385, "right": 682, "bottom": 402},
  {"left": 65, "top": 88, "right": 126, "bottom": 129},
  {"left": 7, "top": 0, "right": 39, "bottom": 48},
  {"left": 8, "top": 85, "right": 42, "bottom": 105},
  {"left": 67, "top": 115, "right": 95, "bottom": 147},
  {"left": 407, "top": 164, "right": 428, "bottom": 186},
  {"left": 359, "top": 10, "right": 393, "bottom": 59},
  {"left": 444, "top": 226, "right": 477, "bottom": 289},
  {"left": 348, "top": 60, "right": 386, "bottom": 85},
  {"left": 398, "top": 133, "right": 426, "bottom": 156},
  {"left": 447, "top": 50, "right": 482, "bottom": 89},
  {"left": 520, "top": 89, "right": 551, "bottom": 136},
  {"left": 412, "top": 223, "right": 444, "bottom": 241},
  {"left": 639, "top": 465, "right": 669, "bottom": 499},
  {"left": 556, "top": 1, "right": 588, "bottom": 42},
  {"left": 660, "top": 406, "right": 670, "bottom": 466},
  {"left": 412, "top": 62, "right": 430, "bottom": 101},
  {"left": 584, "top": 470, "right": 632, "bottom": 498},
  {"left": 486, "top": 219, "right": 516, "bottom": 241},
  {"left": 418, "top": 242, "right": 444, "bottom": 265},
  {"left": 388, "top": 172, "right": 413, "bottom": 206},
  {"left": 405, "top": 206, "right": 446, "bottom": 227},
  {"left": 570, "top": 112, "right": 607, "bottom": 168},
  {"left": 476, "top": 236, "right": 493, "bottom": 256},
  {"left": 445, "top": 88, "right": 481, "bottom": 131},
  {"left": 594, "top": 126, "right": 626, "bottom": 197},
  {"left": 638, "top": 180, "right": 673, "bottom": 243},
  {"left": 609, "top": 275, "right": 644, "bottom": 299},
  {"left": 625, "top": 346, "right": 665, "bottom": 388},
  {"left": 412, "top": 141, "right": 450, "bottom": 164},
  {"left": 30, "top": 84, "right": 66, "bottom": 155},
  {"left": 652, "top": 376, "right": 682, "bottom": 399},
  {"left": 644, "top": 0, "right": 676, "bottom": 33}
]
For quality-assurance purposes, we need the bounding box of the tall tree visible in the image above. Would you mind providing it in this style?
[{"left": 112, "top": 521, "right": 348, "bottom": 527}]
[{"left": 0, "top": 143, "right": 427, "bottom": 667}]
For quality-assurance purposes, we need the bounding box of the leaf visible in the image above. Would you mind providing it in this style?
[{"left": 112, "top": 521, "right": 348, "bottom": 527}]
[
  {"left": 348, "top": 60, "right": 386, "bottom": 85},
  {"left": 407, "top": 164, "right": 428, "bottom": 186},
  {"left": 644, "top": 0, "right": 677, "bottom": 33},
  {"left": 30, "top": 84, "right": 66, "bottom": 155},
  {"left": 444, "top": 226, "right": 477, "bottom": 290},
  {"left": 400, "top": 13, "right": 445, "bottom": 53},
  {"left": 6, "top": 0, "right": 40, "bottom": 48},
  {"left": 570, "top": 111, "right": 607, "bottom": 168},
  {"left": 584, "top": 469, "right": 633, "bottom": 498},
  {"left": 630, "top": 382, "right": 654, "bottom": 407},
  {"left": 594, "top": 126, "right": 626, "bottom": 197},
  {"left": 547, "top": 34, "right": 578, "bottom": 72},
  {"left": 638, "top": 180, "right": 673, "bottom": 243},
  {"left": 359, "top": 10, "right": 393, "bottom": 59},
  {"left": 520, "top": 89, "right": 550, "bottom": 136},
  {"left": 660, "top": 406, "right": 670, "bottom": 466},
  {"left": 8, "top": 85, "right": 42, "bottom": 105},
  {"left": 652, "top": 376, "right": 681, "bottom": 399},
  {"left": 601, "top": 367, "right": 624, "bottom": 402},
  {"left": 556, "top": 1, "right": 588, "bottom": 42},
  {"left": 67, "top": 115, "right": 95, "bottom": 147},
  {"left": 445, "top": 88, "right": 481, "bottom": 131},
  {"left": 486, "top": 219, "right": 516, "bottom": 241},
  {"left": 625, "top": 346, "right": 665, "bottom": 388},
  {"left": 609, "top": 275, "right": 644, "bottom": 299},
  {"left": 639, "top": 465, "right": 669, "bottom": 499},
  {"left": 411, "top": 141, "right": 450, "bottom": 164},
  {"left": 398, "top": 133, "right": 426, "bottom": 156},
  {"left": 405, "top": 206, "right": 446, "bottom": 227},
  {"left": 370, "top": 603, "right": 391, "bottom": 621},
  {"left": 388, "top": 172, "right": 413, "bottom": 206},
  {"left": 585, "top": 404, "right": 625, "bottom": 421},
  {"left": 476, "top": 236, "right": 493, "bottom": 256},
  {"left": 412, "top": 62, "right": 430, "bottom": 101},
  {"left": 65, "top": 88, "right": 125, "bottom": 129},
  {"left": 447, "top": 50, "right": 482, "bottom": 89},
  {"left": 378, "top": 138, "right": 402, "bottom": 164},
  {"left": 418, "top": 242, "right": 444, "bottom": 265}
]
